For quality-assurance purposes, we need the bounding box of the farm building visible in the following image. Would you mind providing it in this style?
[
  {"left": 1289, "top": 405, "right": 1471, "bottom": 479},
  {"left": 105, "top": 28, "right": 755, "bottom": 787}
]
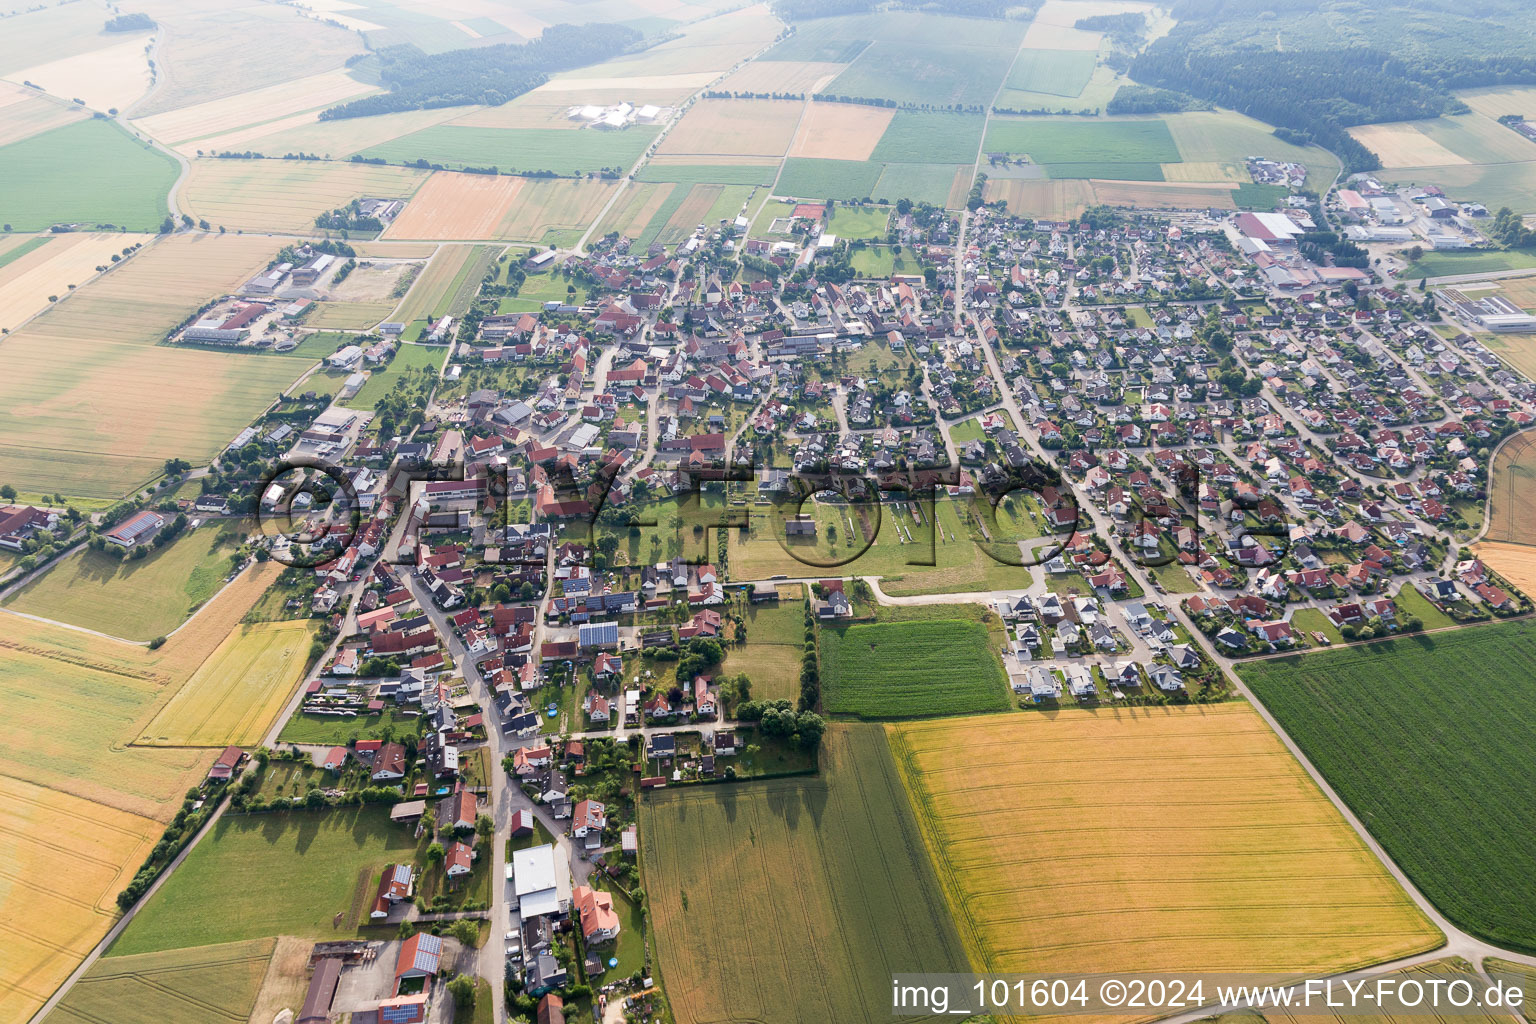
[
  {"left": 103, "top": 509, "right": 164, "bottom": 548},
  {"left": 393, "top": 932, "right": 443, "bottom": 989}
]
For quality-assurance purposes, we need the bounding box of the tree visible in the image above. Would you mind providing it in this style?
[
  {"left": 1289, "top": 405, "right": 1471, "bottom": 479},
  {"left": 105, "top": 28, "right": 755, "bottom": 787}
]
[
  {"left": 0, "top": 484, "right": 15, "bottom": 501},
  {"left": 426, "top": 842, "right": 445, "bottom": 868},
  {"left": 475, "top": 813, "right": 494, "bottom": 841}
]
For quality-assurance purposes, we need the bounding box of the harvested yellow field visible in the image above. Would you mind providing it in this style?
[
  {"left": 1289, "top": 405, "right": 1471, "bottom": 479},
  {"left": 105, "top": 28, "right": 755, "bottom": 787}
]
[
  {"left": 350, "top": 240, "right": 440, "bottom": 258},
  {"left": 385, "top": 171, "right": 524, "bottom": 239},
  {"left": 597, "top": 182, "right": 677, "bottom": 239},
  {"left": 1459, "top": 85, "right": 1536, "bottom": 121},
  {"left": 1475, "top": 541, "right": 1536, "bottom": 594},
  {"left": 0, "top": 231, "right": 154, "bottom": 334},
  {"left": 1482, "top": 430, "right": 1536, "bottom": 546},
  {"left": 235, "top": 105, "right": 466, "bottom": 160},
  {"left": 448, "top": 98, "right": 585, "bottom": 130},
  {"left": 985, "top": 177, "right": 1093, "bottom": 220},
  {"left": 1025, "top": 0, "right": 1150, "bottom": 49},
  {"left": 139, "top": 620, "right": 315, "bottom": 747},
  {"left": 657, "top": 98, "right": 803, "bottom": 158},
  {"left": 890, "top": 705, "right": 1441, "bottom": 983},
  {"left": 181, "top": 158, "right": 427, "bottom": 234},
  {"left": 1265, "top": 959, "right": 1513, "bottom": 1024},
  {"left": 788, "top": 100, "right": 895, "bottom": 161},
  {"left": 306, "top": 300, "right": 395, "bottom": 330},
  {"left": 717, "top": 59, "right": 846, "bottom": 95},
  {"left": 134, "top": 68, "right": 375, "bottom": 146},
  {"left": 496, "top": 178, "right": 617, "bottom": 243},
  {"left": 0, "top": 776, "right": 161, "bottom": 1024},
  {"left": 1348, "top": 122, "right": 1469, "bottom": 168},
  {"left": 1093, "top": 179, "right": 1238, "bottom": 209},
  {"left": 1162, "top": 160, "right": 1248, "bottom": 183},
  {"left": 0, "top": 84, "right": 88, "bottom": 146},
  {"left": 537, "top": 72, "right": 717, "bottom": 95},
  {"left": 3, "top": 35, "right": 153, "bottom": 115}
]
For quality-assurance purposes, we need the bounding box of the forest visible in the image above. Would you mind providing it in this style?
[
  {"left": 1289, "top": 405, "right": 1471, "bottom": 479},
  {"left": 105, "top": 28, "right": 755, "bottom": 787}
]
[
  {"left": 321, "top": 24, "right": 642, "bottom": 119},
  {"left": 1131, "top": 0, "right": 1536, "bottom": 174}
]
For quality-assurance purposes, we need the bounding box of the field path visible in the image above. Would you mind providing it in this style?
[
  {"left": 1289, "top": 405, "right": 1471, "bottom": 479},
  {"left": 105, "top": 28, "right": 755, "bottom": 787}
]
[{"left": 117, "top": 30, "right": 190, "bottom": 224}]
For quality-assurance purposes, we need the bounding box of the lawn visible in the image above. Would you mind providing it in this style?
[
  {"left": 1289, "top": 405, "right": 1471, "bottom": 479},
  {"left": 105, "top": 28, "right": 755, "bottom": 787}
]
[
  {"left": 0, "top": 118, "right": 176, "bottom": 231},
  {"left": 1241, "top": 620, "right": 1536, "bottom": 953},
  {"left": 1403, "top": 247, "right": 1536, "bottom": 280},
  {"left": 278, "top": 706, "right": 426, "bottom": 746},
  {"left": 111, "top": 806, "right": 423, "bottom": 955},
  {"left": 848, "top": 244, "right": 915, "bottom": 278},
  {"left": 641, "top": 723, "right": 970, "bottom": 1024},
  {"left": 361, "top": 125, "right": 660, "bottom": 176},
  {"left": 827, "top": 204, "right": 890, "bottom": 239},
  {"left": 2, "top": 526, "right": 239, "bottom": 641},
  {"left": 985, "top": 117, "right": 1181, "bottom": 164},
  {"left": 51, "top": 938, "right": 275, "bottom": 1024},
  {"left": 342, "top": 342, "right": 441, "bottom": 410},
  {"left": 1290, "top": 607, "right": 1344, "bottom": 646},
  {"left": 819, "top": 619, "right": 1009, "bottom": 718},
  {"left": 890, "top": 705, "right": 1441, "bottom": 980}
]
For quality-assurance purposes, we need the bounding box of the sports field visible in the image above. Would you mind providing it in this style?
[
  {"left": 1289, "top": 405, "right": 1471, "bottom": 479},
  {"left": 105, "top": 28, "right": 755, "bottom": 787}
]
[
  {"left": 1242, "top": 622, "right": 1536, "bottom": 953},
  {"left": 641, "top": 724, "right": 970, "bottom": 1024},
  {"left": 180, "top": 158, "right": 427, "bottom": 234},
  {"left": 2, "top": 526, "right": 240, "bottom": 641},
  {"left": 0, "top": 233, "right": 312, "bottom": 497},
  {"left": 46, "top": 938, "right": 276, "bottom": 1024},
  {"left": 111, "top": 806, "right": 422, "bottom": 955},
  {"left": 0, "top": 230, "right": 152, "bottom": 334},
  {"left": 890, "top": 705, "right": 1441, "bottom": 981},
  {"left": 138, "top": 620, "right": 316, "bottom": 747},
  {"left": 0, "top": 118, "right": 177, "bottom": 231},
  {"left": 820, "top": 619, "right": 1010, "bottom": 718},
  {"left": 360, "top": 124, "right": 660, "bottom": 176}
]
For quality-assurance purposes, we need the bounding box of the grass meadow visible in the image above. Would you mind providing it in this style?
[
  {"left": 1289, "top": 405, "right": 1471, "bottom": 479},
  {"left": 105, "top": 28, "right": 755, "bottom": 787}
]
[
  {"left": 361, "top": 125, "right": 659, "bottom": 176},
  {"left": 718, "top": 586, "right": 806, "bottom": 703},
  {"left": 2, "top": 526, "right": 239, "bottom": 640},
  {"left": 1241, "top": 621, "right": 1536, "bottom": 953},
  {"left": 344, "top": 342, "right": 442, "bottom": 410},
  {"left": 1005, "top": 48, "right": 1098, "bottom": 97},
  {"left": 641, "top": 724, "right": 969, "bottom": 1024},
  {"left": 890, "top": 705, "right": 1441, "bottom": 979},
  {"left": 820, "top": 619, "right": 1009, "bottom": 718},
  {"left": 111, "top": 806, "right": 421, "bottom": 955},
  {"left": 0, "top": 118, "right": 176, "bottom": 231}
]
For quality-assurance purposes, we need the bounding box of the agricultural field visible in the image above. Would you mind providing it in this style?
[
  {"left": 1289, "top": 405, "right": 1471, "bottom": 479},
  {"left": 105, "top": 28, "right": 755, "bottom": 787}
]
[
  {"left": 236, "top": 106, "right": 469, "bottom": 161},
  {"left": 2, "top": 525, "right": 240, "bottom": 641},
  {"left": 1091, "top": 180, "right": 1239, "bottom": 209},
  {"left": 1483, "top": 429, "right": 1536, "bottom": 546},
  {"left": 360, "top": 124, "right": 660, "bottom": 176},
  {"left": 0, "top": 118, "right": 177, "bottom": 231},
  {"left": 0, "top": 1, "right": 126, "bottom": 76},
  {"left": 996, "top": 63, "right": 1125, "bottom": 115},
  {"left": 547, "top": 4, "right": 778, "bottom": 81},
  {"left": 0, "top": 233, "right": 312, "bottom": 497},
  {"left": 716, "top": 59, "right": 845, "bottom": 95},
  {"left": 5, "top": 33, "right": 153, "bottom": 115},
  {"left": 890, "top": 705, "right": 1441, "bottom": 982},
  {"left": 637, "top": 160, "right": 779, "bottom": 185},
  {"left": 180, "top": 158, "right": 428, "bottom": 234},
  {"left": 1004, "top": 48, "right": 1098, "bottom": 98},
  {"left": 45, "top": 938, "right": 276, "bottom": 1024},
  {"left": 138, "top": 620, "right": 317, "bottom": 747},
  {"left": 0, "top": 82, "right": 88, "bottom": 147},
  {"left": 1241, "top": 621, "right": 1536, "bottom": 953},
  {"left": 787, "top": 100, "right": 894, "bottom": 161},
  {"left": 1404, "top": 246, "right": 1536, "bottom": 279},
  {"left": 1382, "top": 159, "right": 1536, "bottom": 214},
  {"left": 0, "top": 776, "right": 164, "bottom": 1024},
  {"left": 985, "top": 117, "right": 1180, "bottom": 177},
  {"left": 388, "top": 243, "right": 499, "bottom": 327},
  {"left": 1262, "top": 959, "right": 1516, "bottom": 1024},
  {"left": 0, "top": 230, "right": 153, "bottom": 334},
  {"left": 111, "top": 806, "right": 422, "bottom": 955},
  {"left": 656, "top": 98, "right": 803, "bottom": 158},
  {"left": 985, "top": 177, "right": 1097, "bottom": 219},
  {"left": 775, "top": 158, "right": 883, "bottom": 202},
  {"left": 641, "top": 724, "right": 970, "bottom": 1024},
  {"left": 387, "top": 173, "right": 616, "bottom": 243},
  {"left": 869, "top": 111, "right": 985, "bottom": 165},
  {"left": 130, "top": 2, "right": 364, "bottom": 117},
  {"left": 820, "top": 618, "right": 1009, "bottom": 719},
  {"left": 1473, "top": 541, "right": 1536, "bottom": 596},
  {"left": 1353, "top": 111, "right": 1533, "bottom": 168},
  {"left": 133, "top": 69, "right": 376, "bottom": 149},
  {"left": 1459, "top": 85, "right": 1536, "bottom": 121}
]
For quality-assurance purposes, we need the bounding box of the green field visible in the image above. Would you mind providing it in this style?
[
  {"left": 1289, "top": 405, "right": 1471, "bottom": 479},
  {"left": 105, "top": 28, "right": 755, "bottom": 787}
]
[
  {"left": 52, "top": 938, "right": 275, "bottom": 1024},
  {"left": 1005, "top": 48, "right": 1098, "bottom": 98},
  {"left": 360, "top": 125, "right": 660, "bottom": 176},
  {"left": 820, "top": 619, "right": 1009, "bottom": 718},
  {"left": 985, "top": 117, "right": 1181, "bottom": 164},
  {"left": 641, "top": 723, "right": 969, "bottom": 1024},
  {"left": 112, "top": 806, "right": 421, "bottom": 955},
  {"left": 1048, "top": 162, "right": 1166, "bottom": 181},
  {"left": 1404, "top": 247, "right": 1536, "bottom": 280},
  {"left": 849, "top": 245, "right": 917, "bottom": 278},
  {"left": 719, "top": 588, "right": 806, "bottom": 703},
  {"left": 776, "top": 158, "right": 883, "bottom": 202},
  {"left": 3, "top": 527, "right": 238, "bottom": 641},
  {"left": 873, "top": 163, "right": 966, "bottom": 206},
  {"left": 1241, "top": 621, "right": 1536, "bottom": 953},
  {"left": 0, "top": 119, "right": 177, "bottom": 231},
  {"left": 869, "top": 112, "right": 986, "bottom": 164},
  {"left": 637, "top": 163, "right": 777, "bottom": 185},
  {"left": 343, "top": 342, "right": 441, "bottom": 409}
]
